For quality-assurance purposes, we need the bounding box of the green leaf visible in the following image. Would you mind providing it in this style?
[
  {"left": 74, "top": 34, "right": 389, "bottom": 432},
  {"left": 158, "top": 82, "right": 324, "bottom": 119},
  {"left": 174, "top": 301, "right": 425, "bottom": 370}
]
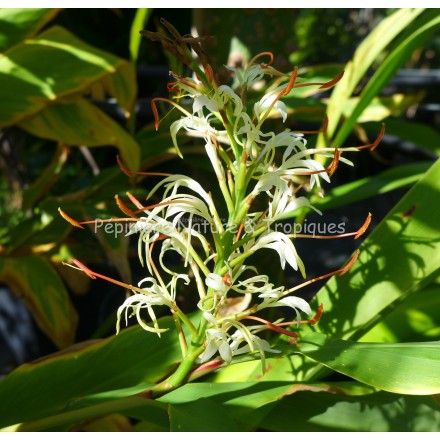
[
  {"left": 0, "top": 8, "right": 60, "bottom": 52},
  {"left": 0, "top": 255, "right": 77, "bottom": 349},
  {"left": 334, "top": 10, "right": 440, "bottom": 146},
  {"left": 0, "top": 25, "right": 133, "bottom": 127},
  {"left": 313, "top": 161, "right": 432, "bottom": 211},
  {"left": 168, "top": 399, "right": 239, "bottom": 431},
  {"left": 18, "top": 98, "right": 140, "bottom": 171},
  {"left": 298, "top": 333, "right": 440, "bottom": 395},
  {"left": 313, "top": 159, "right": 440, "bottom": 342},
  {"left": 361, "top": 285, "right": 440, "bottom": 343},
  {"left": 0, "top": 316, "right": 182, "bottom": 428},
  {"left": 342, "top": 93, "right": 424, "bottom": 123},
  {"left": 101, "top": 61, "right": 137, "bottom": 115},
  {"left": 324, "top": 8, "right": 425, "bottom": 140},
  {"left": 22, "top": 144, "right": 69, "bottom": 210},
  {"left": 129, "top": 9, "right": 152, "bottom": 62},
  {"left": 258, "top": 389, "right": 440, "bottom": 431}
]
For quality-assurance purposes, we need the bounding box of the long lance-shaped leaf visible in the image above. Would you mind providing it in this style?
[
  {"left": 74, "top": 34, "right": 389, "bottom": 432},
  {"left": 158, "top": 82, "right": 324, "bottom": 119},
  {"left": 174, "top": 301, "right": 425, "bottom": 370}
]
[
  {"left": 297, "top": 332, "right": 440, "bottom": 395},
  {"left": 312, "top": 159, "right": 440, "bottom": 343},
  {"left": 0, "top": 25, "right": 135, "bottom": 127},
  {"left": 333, "top": 10, "right": 440, "bottom": 147},
  {"left": 323, "top": 8, "right": 425, "bottom": 141},
  {"left": 0, "top": 8, "right": 60, "bottom": 51},
  {"left": 0, "top": 316, "right": 182, "bottom": 429},
  {"left": 0, "top": 255, "right": 77, "bottom": 349}
]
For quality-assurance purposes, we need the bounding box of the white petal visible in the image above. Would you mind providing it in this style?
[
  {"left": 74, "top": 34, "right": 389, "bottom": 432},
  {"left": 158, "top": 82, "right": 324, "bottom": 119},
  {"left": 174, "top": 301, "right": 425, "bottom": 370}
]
[
  {"left": 278, "top": 296, "right": 312, "bottom": 316},
  {"left": 218, "top": 341, "right": 232, "bottom": 364}
]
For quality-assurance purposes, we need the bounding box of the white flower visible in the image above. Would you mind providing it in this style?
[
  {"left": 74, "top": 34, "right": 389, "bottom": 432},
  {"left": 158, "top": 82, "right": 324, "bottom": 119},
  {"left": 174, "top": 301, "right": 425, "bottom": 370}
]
[
  {"left": 170, "top": 114, "right": 224, "bottom": 158},
  {"left": 254, "top": 85, "right": 288, "bottom": 123},
  {"left": 200, "top": 328, "right": 233, "bottom": 364},
  {"left": 259, "top": 295, "right": 312, "bottom": 326},
  {"left": 226, "top": 64, "right": 267, "bottom": 88},
  {"left": 234, "top": 112, "right": 268, "bottom": 148},
  {"left": 250, "top": 231, "right": 305, "bottom": 276},
  {"left": 205, "top": 273, "right": 230, "bottom": 296},
  {"left": 116, "top": 276, "right": 188, "bottom": 336},
  {"left": 229, "top": 328, "right": 280, "bottom": 369},
  {"left": 256, "top": 130, "right": 306, "bottom": 166},
  {"left": 193, "top": 85, "right": 243, "bottom": 116},
  {"left": 199, "top": 312, "right": 280, "bottom": 368}
]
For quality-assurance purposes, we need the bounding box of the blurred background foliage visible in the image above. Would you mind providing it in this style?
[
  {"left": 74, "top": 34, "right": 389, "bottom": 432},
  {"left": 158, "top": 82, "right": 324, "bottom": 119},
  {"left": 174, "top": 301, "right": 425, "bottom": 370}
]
[{"left": 0, "top": 8, "right": 439, "bottom": 432}]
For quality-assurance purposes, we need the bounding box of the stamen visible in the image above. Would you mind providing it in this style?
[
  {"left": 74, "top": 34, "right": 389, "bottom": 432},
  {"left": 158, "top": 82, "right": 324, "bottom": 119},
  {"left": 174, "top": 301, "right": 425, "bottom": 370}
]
[
  {"left": 235, "top": 223, "right": 245, "bottom": 242},
  {"left": 328, "top": 147, "right": 340, "bottom": 177},
  {"left": 276, "top": 304, "right": 324, "bottom": 326},
  {"left": 259, "top": 68, "right": 298, "bottom": 126},
  {"left": 117, "top": 156, "right": 172, "bottom": 177},
  {"left": 354, "top": 213, "right": 372, "bottom": 239},
  {"left": 293, "top": 71, "right": 344, "bottom": 89},
  {"left": 151, "top": 97, "right": 192, "bottom": 130},
  {"left": 291, "top": 213, "right": 371, "bottom": 240},
  {"left": 60, "top": 207, "right": 141, "bottom": 228},
  {"left": 356, "top": 124, "right": 385, "bottom": 151},
  {"left": 167, "top": 82, "right": 181, "bottom": 94},
  {"left": 205, "top": 64, "right": 214, "bottom": 84},
  {"left": 58, "top": 208, "right": 84, "bottom": 229},
  {"left": 115, "top": 195, "right": 138, "bottom": 218},
  {"left": 281, "top": 147, "right": 338, "bottom": 178},
  {"left": 248, "top": 51, "right": 274, "bottom": 68},
  {"left": 242, "top": 315, "right": 299, "bottom": 340},
  {"left": 319, "top": 70, "right": 344, "bottom": 89},
  {"left": 126, "top": 192, "right": 145, "bottom": 210},
  {"left": 68, "top": 259, "right": 147, "bottom": 293},
  {"left": 70, "top": 259, "right": 97, "bottom": 279},
  {"left": 339, "top": 250, "right": 360, "bottom": 276},
  {"left": 283, "top": 67, "right": 299, "bottom": 96},
  {"left": 283, "top": 250, "right": 360, "bottom": 295},
  {"left": 132, "top": 199, "right": 201, "bottom": 215}
]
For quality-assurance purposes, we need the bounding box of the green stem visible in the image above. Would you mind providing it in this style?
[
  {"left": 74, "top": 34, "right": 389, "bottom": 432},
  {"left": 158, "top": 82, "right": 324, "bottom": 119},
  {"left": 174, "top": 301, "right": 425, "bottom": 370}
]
[
  {"left": 231, "top": 224, "right": 268, "bottom": 252},
  {"left": 150, "top": 345, "right": 205, "bottom": 397},
  {"left": 187, "top": 244, "right": 210, "bottom": 276},
  {"left": 218, "top": 177, "right": 235, "bottom": 214},
  {"left": 175, "top": 308, "right": 199, "bottom": 337},
  {"left": 172, "top": 312, "right": 188, "bottom": 357},
  {"left": 219, "top": 251, "right": 254, "bottom": 276}
]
